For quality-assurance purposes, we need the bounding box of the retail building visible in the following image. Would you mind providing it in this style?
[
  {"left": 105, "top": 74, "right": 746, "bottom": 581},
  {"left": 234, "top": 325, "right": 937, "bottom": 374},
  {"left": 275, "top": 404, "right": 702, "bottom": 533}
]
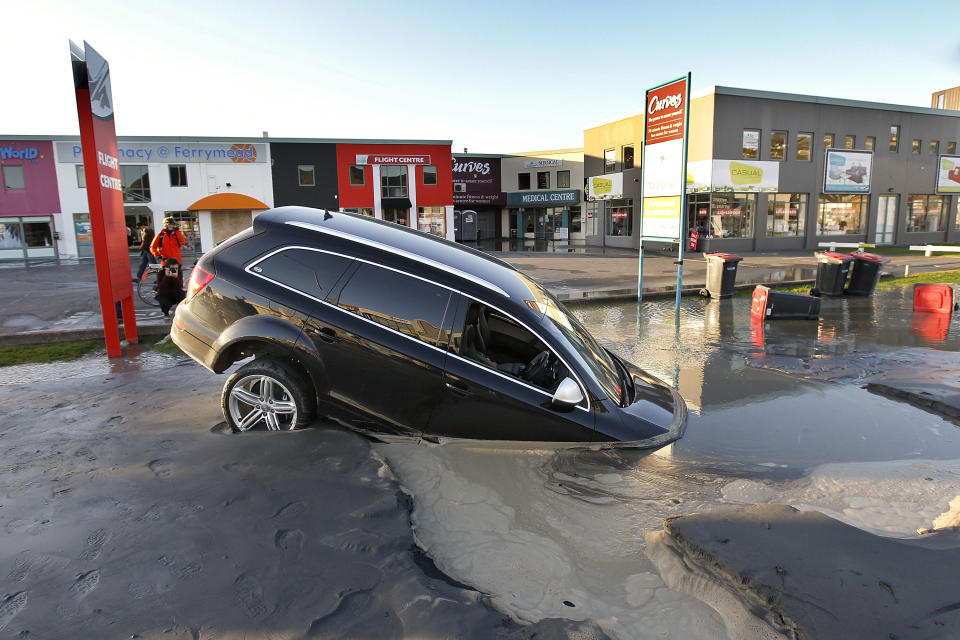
[
  {"left": 452, "top": 153, "right": 505, "bottom": 241},
  {"left": 584, "top": 86, "right": 960, "bottom": 251},
  {"left": 501, "top": 149, "right": 584, "bottom": 245},
  {"left": 0, "top": 139, "right": 61, "bottom": 260},
  {"left": 53, "top": 136, "right": 274, "bottom": 259}
]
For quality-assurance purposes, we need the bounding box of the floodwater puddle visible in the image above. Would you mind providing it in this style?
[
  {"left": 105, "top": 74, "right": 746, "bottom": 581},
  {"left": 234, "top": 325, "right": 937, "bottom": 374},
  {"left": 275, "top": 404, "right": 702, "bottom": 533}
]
[{"left": 376, "top": 285, "right": 960, "bottom": 638}]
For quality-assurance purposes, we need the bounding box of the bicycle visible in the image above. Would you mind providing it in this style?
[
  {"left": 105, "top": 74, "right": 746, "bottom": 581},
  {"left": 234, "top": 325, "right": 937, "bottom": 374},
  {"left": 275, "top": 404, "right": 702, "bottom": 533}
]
[{"left": 137, "top": 261, "right": 192, "bottom": 307}]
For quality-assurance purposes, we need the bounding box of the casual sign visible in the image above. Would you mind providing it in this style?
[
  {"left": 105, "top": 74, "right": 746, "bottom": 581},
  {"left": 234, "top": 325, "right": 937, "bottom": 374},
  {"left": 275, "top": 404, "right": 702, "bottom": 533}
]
[
  {"left": 823, "top": 149, "right": 873, "bottom": 193},
  {"left": 936, "top": 155, "right": 960, "bottom": 193},
  {"left": 70, "top": 40, "right": 136, "bottom": 355},
  {"left": 586, "top": 173, "right": 623, "bottom": 200},
  {"left": 641, "top": 75, "right": 689, "bottom": 241},
  {"left": 686, "top": 159, "right": 780, "bottom": 193}
]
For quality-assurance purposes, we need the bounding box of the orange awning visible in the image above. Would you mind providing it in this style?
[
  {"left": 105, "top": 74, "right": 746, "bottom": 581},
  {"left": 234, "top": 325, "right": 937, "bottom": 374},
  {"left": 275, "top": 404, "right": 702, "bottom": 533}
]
[{"left": 187, "top": 193, "right": 269, "bottom": 211}]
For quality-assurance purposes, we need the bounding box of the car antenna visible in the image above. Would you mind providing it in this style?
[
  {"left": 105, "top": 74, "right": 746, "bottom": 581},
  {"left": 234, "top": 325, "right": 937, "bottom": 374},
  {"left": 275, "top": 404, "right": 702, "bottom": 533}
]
[{"left": 323, "top": 210, "right": 333, "bottom": 221}]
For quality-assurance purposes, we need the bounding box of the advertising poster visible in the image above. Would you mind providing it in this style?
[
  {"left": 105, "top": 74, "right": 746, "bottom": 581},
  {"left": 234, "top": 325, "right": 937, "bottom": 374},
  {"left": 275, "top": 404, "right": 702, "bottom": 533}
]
[
  {"left": 823, "top": 149, "right": 873, "bottom": 193},
  {"left": 712, "top": 159, "right": 779, "bottom": 192},
  {"left": 452, "top": 156, "right": 504, "bottom": 206},
  {"left": 71, "top": 40, "right": 136, "bottom": 354},
  {"left": 586, "top": 173, "right": 624, "bottom": 200},
  {"left": 641, "top": 76, "right": 689, "bottom": 240},
  {"left": 936, "top": 155, "right": 960, "bottom": 194}
]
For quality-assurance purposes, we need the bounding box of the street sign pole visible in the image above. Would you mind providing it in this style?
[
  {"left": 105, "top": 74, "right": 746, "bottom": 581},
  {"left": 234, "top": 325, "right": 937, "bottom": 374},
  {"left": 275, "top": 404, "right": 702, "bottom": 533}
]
[{"left": 675, "top": 73, "right": 691, "bottom": 311}]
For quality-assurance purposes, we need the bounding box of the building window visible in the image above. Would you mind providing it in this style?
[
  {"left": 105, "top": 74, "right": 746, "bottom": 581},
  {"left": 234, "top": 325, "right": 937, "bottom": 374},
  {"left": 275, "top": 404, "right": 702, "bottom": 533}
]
[
  {"left": 76, "top": 164, "right": 85, "bottom": 188},
  {"left": 557, "top": 170, "right": 570, "bottom": 188},
  {"left": 604, "top": 148, "right": 616, "bottom": 173},
  {"left": 948, "top": 142, "right": 957, "bottom": 155},
  {"left": 767, "top": 193, "right": 807, "bottom": 237},
  {"left": 169, "top": 164, "right": 187, "bottom": 187},
  {"left": 121, "top": 165, "right": 150, "bottom": 203},
  {"left": 380, "top": 165, "right": 408, "bottom": 198},
  {"left": 518, "top": 172, "right": 530, "bottom": 190},
  {"left": 423, "top": 165, "right": 438, "bottom": 186},
  {"left": 709, "top": 192, "right": 755, "bottom": 239},
  {"left": 298, "top": 165, "right": 315, "bottom": 187},
  {"left": 348, "top": 165, "right": 365, "bottom": 186},
  {"left": 912, "top": 139, "right": 921, "bottom": 154},
  {"left": 606, "top": 198, "right": 632, "bottom": 236},
  {"left": 537, "top": 171, "right": 550, "bottom": 189},
  {"left": 622, "top": 145, "right": 635, "bottom": 170},
  {"left": 343, "top": 207, "right": 374, "bottom": 216},
  {"left": 796, "top": 132, "right": 813, "bottom": 161},
  {"left": 908, "top": 195, "right": 945, "bottom": 232},
  {"left": 818, "top": 194, "right": 867, "bottom": 235},
  {"left": 955, "top": 198, "right": 960, "bottom": 230},
  {"left": 889, "top": 125, "right": 900, "bottom": 152},
  {"left": 823, "top": 133, "right": 835, "bottom": 149},
  {"left": 844, "top": 135, "right": 856, "bottom": 149},
  {"left": 2, "top": 165, "right": 25, "bottom": 190},
  {"left": 938, "top": 94, "right": 946, "bottom": 109},
  {"left": 930, "top": 141, "right": 940, "bottom": 156},
  {"left": 770, "top": 130, "right": 787, "bottom": 160},
  {"left": 865, "top": 136, "right": 876, "bottom": 151},
  {"left": 568, "top": 205, "right": 582, "bottom": 233},
  {"left": 417, "top": 206, "right": 446, "bottom": 237},
  {"left": 742, "top": 129, "right": 760, "bottom": 159}
]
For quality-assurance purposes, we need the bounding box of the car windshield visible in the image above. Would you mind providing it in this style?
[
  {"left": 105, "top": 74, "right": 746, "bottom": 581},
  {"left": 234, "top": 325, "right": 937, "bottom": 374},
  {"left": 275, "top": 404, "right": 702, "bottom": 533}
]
[{"left": 513, "top": 273, "right": 623, "bottom": 404}]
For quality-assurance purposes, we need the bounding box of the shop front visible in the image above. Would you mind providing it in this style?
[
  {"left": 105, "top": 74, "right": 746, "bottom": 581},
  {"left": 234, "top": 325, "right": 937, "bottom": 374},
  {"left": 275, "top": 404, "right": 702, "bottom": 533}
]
[
  {"left": 335, "top": 143, "right": 454, "bottom": 241},
  {"left": 506, "top": 189, "right": 581, "bottom": 243},
  {"left": 452, "top": 155, "right": 505, "bottom": 242},
  {"left": 0, "top": 140, "right": 61, "bottom": 261}
]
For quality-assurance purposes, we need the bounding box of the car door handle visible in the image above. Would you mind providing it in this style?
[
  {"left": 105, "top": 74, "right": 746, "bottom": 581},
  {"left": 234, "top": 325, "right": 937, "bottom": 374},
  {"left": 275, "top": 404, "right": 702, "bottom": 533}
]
[
  {"left": 314, "top": 327, "right": 338, "bottom": 343},
  {"left": 445, "top": 382, "right": 473, "bottom": 397}
]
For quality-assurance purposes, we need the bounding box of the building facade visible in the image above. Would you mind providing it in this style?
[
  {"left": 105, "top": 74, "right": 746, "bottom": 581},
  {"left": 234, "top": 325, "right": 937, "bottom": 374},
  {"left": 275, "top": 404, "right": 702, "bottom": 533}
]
[
  {"left": 585, "top": 87, "right": 960, "bottom": 251},
  {"left": 54, "top": 136, "right": 274, "bottom": 258},
  {"left": 501, "top": 149, "right": 585, "bottom": 245},
  {"left": 0, "top": 139, "right": 61, "bottom": 260},
  {"left": 452, "top": 153, "right": 505, "bottom": 241}
]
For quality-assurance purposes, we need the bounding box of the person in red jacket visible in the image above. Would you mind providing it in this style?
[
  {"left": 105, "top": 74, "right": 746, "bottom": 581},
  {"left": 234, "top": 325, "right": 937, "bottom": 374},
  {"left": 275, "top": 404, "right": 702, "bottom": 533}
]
[{"left": 150, "top": 217, "right": 187, "bottom": 264}]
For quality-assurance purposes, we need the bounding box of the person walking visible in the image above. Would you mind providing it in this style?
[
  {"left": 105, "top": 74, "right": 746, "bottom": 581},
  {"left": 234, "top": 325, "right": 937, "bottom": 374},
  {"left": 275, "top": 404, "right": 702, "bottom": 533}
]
[
  {"left": 134, "top": 222, "right": 157, "bottom": 281},
  {"left": 150, "top": 217, "right": 187, "bottom": 265}
]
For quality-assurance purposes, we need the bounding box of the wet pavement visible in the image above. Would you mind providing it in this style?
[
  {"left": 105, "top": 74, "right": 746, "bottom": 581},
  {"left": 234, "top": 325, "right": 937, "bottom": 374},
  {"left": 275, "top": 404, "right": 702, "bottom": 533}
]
[{"left": 2, "top": 276, "right": 960, "bottom": 637}]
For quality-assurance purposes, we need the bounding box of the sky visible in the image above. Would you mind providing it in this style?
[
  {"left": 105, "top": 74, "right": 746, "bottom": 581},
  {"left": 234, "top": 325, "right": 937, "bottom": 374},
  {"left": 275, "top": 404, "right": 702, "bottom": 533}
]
[{"left": 4, "top": 0, "right": 959, "bottom": 154}]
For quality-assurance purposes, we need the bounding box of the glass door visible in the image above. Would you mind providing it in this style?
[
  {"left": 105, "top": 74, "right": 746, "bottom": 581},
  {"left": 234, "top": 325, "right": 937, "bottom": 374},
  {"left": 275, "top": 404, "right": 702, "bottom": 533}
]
[
  {"left": 534, "top": 209, "right": 553, "bottom": 240},
  {"left": 875, "top": 195, "right": 898, "bottom": 245}
]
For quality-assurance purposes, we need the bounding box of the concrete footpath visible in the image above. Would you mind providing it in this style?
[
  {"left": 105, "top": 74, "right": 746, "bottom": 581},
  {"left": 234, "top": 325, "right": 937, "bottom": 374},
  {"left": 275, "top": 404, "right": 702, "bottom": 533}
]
[{"left": 0, "top": 249, "right": 959, "bottom": 345}]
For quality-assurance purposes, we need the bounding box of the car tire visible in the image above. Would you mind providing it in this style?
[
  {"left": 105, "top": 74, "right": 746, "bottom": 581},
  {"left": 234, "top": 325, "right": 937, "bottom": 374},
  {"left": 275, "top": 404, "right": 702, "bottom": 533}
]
[{"left": 221, "top": 358, "right": 316, "bottom": 432}]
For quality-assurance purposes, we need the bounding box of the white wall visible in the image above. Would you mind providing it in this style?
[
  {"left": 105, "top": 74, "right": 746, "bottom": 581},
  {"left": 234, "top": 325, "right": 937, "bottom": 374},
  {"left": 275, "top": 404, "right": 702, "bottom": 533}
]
[{"left": 53, "top": 140, "right": 274, "bottom": 258}]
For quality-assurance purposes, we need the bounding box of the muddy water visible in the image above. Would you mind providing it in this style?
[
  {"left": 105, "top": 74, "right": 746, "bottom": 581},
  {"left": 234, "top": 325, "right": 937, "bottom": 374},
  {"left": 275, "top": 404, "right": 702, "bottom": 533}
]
[{"left": 378, "top": 285, "right": 960, "bottom": 639}]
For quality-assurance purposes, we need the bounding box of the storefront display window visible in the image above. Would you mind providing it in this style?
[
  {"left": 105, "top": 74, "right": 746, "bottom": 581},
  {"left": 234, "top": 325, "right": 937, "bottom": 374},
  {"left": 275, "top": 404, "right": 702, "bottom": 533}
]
[
  {"left": 709, "top": 193, "right": 754, "bottom": 238},
  {"left": 0, "top": 216, "right": 54, "bottom": 260},
  {"left": 907, "top": 195, "right": 944, "bottom": 232},
  {"left": 767, "top": 193, "right": 807, "bottom": 237},
  {"left": 817, "top": 194, "right": 867, "bottom": 235},
  {"left": 417, "top": 206, "right": 446, "bottom": 238},
  {"left": 606, "top": 198, "right": 632, "bottom": 236},
  {"left": 687, "top": 193, "right": 711, "bottom": 238}
]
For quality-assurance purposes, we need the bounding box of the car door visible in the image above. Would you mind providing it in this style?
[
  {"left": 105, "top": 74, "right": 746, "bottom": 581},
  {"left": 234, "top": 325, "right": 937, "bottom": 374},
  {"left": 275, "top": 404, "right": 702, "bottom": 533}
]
[
  {"left": 427, "top": 295, "right": 597, "bottom": 442},
  {"left": 313, "top": 262, "right": 452, "bottom": 437}
]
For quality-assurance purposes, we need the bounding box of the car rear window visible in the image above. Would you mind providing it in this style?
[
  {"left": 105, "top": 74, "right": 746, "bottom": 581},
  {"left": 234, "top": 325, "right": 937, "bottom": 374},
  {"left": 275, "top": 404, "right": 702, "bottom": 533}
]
[
  {"left": 252, "top": 249, "right": 353, "bottom": 301},
  {"left": 337, "top": 263, "right": 451, "bottom": 347}
]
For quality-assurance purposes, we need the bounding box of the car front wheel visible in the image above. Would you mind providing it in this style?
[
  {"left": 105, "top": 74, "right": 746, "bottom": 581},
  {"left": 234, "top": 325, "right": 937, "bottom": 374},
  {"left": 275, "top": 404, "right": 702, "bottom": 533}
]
[{"left": 221, "top": 359, "right": 316, "bottom": 432}]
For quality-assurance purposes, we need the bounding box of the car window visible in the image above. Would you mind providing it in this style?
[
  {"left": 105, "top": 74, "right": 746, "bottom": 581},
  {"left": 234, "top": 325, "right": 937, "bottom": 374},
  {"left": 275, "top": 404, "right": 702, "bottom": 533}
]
[
  {"left": 337, "top": 263, "right": 451, "bottom": 347},
  {"left": 455, "top": 301, "right": 569, "bottom": 393},
  {"left": 253, "top": 249, "right": 353, "bottom": 300}
]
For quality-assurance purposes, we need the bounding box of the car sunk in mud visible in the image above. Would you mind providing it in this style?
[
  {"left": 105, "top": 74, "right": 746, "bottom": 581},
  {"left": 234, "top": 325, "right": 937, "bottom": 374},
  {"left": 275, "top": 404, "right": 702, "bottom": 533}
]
[{"left": 171, "top": 207, "right": 686, "bottom": 447}]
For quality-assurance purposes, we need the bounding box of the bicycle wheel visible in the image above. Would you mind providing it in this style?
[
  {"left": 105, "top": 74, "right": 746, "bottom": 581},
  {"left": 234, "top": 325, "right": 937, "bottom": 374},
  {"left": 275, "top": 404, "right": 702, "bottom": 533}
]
[{"left": 137, "top": 276, "right": 160, "bottom": 307}]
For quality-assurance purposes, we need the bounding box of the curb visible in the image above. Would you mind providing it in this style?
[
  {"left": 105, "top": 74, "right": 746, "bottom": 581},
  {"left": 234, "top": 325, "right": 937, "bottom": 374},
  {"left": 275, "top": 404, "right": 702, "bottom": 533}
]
[{"left": 0, "top": 323, "right": 171, "bottom": 347}]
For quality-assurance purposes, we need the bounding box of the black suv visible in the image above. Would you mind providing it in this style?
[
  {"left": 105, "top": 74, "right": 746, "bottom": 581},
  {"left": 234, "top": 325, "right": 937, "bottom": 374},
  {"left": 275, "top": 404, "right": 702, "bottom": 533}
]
[{"left": 172, "top": 207, "right": 686, "bottom": 447}]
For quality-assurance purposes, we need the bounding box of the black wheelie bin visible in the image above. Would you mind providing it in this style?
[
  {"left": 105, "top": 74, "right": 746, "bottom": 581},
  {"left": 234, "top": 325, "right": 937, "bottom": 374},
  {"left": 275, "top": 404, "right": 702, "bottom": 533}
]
[
  {"left": 700, "top": 252, "right": 742, "bottom": 298},
  {"left": 812, "top": 251, "right": 853, "bottom": 297},
  {"left": 845, "top": 251, "right": 890, "bottom": 296}
]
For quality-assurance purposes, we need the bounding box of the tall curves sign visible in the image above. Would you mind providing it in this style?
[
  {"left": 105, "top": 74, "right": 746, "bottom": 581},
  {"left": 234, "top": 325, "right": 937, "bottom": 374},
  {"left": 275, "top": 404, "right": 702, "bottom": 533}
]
[
  {"left": 641, "top": 74, "right": 690, "bottom": 241},
  {"left": 70, "top": 41, "right": 137, "bottom": 357}
]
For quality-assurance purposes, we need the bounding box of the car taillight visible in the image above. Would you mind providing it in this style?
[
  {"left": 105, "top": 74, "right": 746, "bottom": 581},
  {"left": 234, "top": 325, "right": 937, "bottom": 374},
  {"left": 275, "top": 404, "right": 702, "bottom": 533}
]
[{"left": 187, "top": 266, "right": 215, "bottom": 300}]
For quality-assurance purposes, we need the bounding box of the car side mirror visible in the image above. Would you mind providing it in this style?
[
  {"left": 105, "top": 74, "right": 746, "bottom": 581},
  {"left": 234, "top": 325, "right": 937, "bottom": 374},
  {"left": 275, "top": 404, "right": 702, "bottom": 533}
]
[{"left": 551, "top": 377, "right": 584, "bottom": 408}]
